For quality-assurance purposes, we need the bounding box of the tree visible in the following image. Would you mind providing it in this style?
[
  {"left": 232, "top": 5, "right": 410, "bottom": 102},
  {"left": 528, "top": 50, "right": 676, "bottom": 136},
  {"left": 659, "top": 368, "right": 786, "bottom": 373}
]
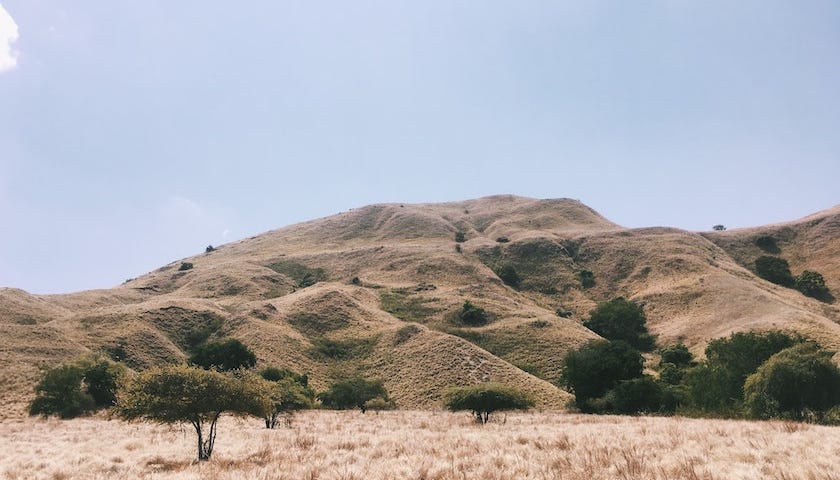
[
  {"left": 583, "top": 298, "right": 655, "bottom": 351},
  {"left": 444, "top": 383, "right": 534, "bottom": 424},
  {"left": 685, "top": 331, "right": 798, "bottom": 413},
  {"left": 262, "top": 377, "right": 314, "bottom": 428},
  {"left": 317, "top": 377, "right": 390, "bottom": 413},
  {"left": 458, "top": 301, "right": 488, "bottom": 326},
  {"left": 754, "top": 256, "right": 794, "bottom": 287},
  {"left": 115, "top": 365, "right": 268, "bottom": 461},
  {"left": 607, "top": 376, "right": 664, "bottom": 415},
  {"left": 659, "top": 344, "right": 694, "bottom": 368},
  {"left": 455, "top": 231, "right": 466, "bottom": 243},
  {"left": 495, "top": 264, "right": 521, "bottom": 289},
  {"left": 560, "top": 340, "right": 644, "bottom": 412},
  {"left": 744, "top": 343, "right": 840, "bottom": 421},
  {"left": 795, "top": 270, "right": 832, "bottom": 302},
  {"left": 712, "top": 225, "right": 726, "bottom": 231},
  {"left": 29, "top": 364, "right": 95, "bottom": 419},
  {"left": 28, "top": 356, "right": 126, "bottom": 418},
  {"left": 189, "top": 338, "right": 257, "bottom": 371}
]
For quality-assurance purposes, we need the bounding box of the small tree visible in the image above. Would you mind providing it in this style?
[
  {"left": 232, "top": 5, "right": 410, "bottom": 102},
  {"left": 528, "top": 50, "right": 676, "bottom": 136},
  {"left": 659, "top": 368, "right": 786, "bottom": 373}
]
[
  {"left": 578, "top": 270, "right": 595, "bottom": 289},
  {"left": 607, "top": 376, "right": 664, "bottom": 415},
  {"left": 317, "top": 377, "right": 390, "bottom": 413},
  {"left": 115, "top": 365, "right": 268, "bottom": 461},
  {"left": 659, "top": 344, "right": 694, "bottom": 368},
  {"left": 754, "top": 256, "right": 794, "bottom": 288},
  {"left": 29, "top": 364, "right": 95, "bottom": 419},
  {"left": 744, "top": 343, "right": 840, "bottom": 421},
  {"left": 583, "top": 298, "right": 655, "bottom": 351},
  {"left": 495, "top": 264, "right": 521, "bottom": 289},
  {"left": 455, "top": 231, "right": 466, "bottom": 243},
  {"left": 29, "top": 356, "right": 126, "bottom": 418},
  {"left": 444, "top": 383, "right": 534, "bottom": 424},
  {"left": 189, "top": 338, "right": 257, "bottom": 371},
  {"left": 795, "top": 270, "right": 831, "bottom": 302},
  {"left": 458, "top": 301, "right": 488, "bottom": 326},
  {"left": 262, "top": 377, "right": 313, "bottom": 428},
  {"left": 560, "top": 340, "right": 644, "bottom": 412},
  {"left": 712, "top": 225, "right": 726, "bottom": 231},
  {"left": 178, "top": 262, "right": 194, "bottom": 271}
]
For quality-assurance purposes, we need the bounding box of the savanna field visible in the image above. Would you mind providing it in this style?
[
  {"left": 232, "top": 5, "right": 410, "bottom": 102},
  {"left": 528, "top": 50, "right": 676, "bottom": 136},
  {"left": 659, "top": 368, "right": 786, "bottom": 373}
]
[{"left": 3, "top": 411, "right": 840, "bottom": 480}]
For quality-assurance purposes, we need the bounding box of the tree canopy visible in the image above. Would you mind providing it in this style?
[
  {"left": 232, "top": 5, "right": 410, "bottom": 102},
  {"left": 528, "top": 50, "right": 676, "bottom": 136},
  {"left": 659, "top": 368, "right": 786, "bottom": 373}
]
[
  {"left": 444, "top": 383, "right": 534, "bottom": 424},
  {"left": 188, "top": 338, "right": 257, "bottom": 371},
  {"left": 115, "top": 365, "right": 268, "bottom": 461},
  {"left": 583, "top": 298, "right": 655, "bottom": 351},
  {"left": 317, "top": 377, "right": 390, "bottom": 413},
  {"left": 560, "top": 339, "right": 644, "bottom": 412}
]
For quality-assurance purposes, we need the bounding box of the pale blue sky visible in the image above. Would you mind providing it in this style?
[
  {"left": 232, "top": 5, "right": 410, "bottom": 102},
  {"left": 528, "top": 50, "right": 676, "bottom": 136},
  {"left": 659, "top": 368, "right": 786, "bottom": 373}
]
[{"left": 1, "top": 1, "right": 838, "bottom": 294}]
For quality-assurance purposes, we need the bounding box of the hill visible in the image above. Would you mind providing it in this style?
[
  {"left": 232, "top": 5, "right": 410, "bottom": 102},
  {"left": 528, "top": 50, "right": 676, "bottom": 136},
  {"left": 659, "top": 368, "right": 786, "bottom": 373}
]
[{"left": 2, "top": 195, "right": 839, "bottom": 417}]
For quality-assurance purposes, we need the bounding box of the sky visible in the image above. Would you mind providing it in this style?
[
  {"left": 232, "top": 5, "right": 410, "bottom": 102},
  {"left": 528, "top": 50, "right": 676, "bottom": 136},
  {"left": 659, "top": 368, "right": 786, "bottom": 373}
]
[{"left": 1, "top": 1, "right": 838, "bottom": 294}]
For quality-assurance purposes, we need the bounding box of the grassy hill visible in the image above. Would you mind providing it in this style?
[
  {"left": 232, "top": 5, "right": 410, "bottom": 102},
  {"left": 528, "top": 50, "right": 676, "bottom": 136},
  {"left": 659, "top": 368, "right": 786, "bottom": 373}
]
[{"left": 2, "top": 195, "right": 839, "bottom": 417}]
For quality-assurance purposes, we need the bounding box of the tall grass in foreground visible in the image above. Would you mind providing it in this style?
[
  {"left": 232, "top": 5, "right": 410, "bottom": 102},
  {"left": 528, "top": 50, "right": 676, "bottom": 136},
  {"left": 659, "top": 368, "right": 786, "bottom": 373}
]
[{"left": 2, "top": 411, "right": 839, "bottom": 480}]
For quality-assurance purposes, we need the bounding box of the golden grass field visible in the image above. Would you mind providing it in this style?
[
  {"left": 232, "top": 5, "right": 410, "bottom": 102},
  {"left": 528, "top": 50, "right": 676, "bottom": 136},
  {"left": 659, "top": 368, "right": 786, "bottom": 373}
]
[{"left": 3, "top": 411, "right": 839, "bottom": 480}]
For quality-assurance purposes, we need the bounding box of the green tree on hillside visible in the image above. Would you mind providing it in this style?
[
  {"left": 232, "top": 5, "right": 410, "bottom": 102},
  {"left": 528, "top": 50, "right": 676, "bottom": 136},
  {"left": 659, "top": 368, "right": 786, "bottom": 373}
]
[
  {"left": 115, "top": 365, "right": 268, "bottom": 461},
  {"left": 29, "top": 356, "right": 126, "bottom": 418},
  {"left": 189, "top": 338, "right": 257, "bottom": 371},
  {"left": 744, "top": 343, "right": 840, "bottom": 421},
  {"left": 317, "top": 377, "right": 390, "bottom": 413},
  {"left": 560, "top": 340, "right": 644, "bottom": 412},
  {"left": 444, "top": 383, "right": 533, "bottom": 424},
  {"left": 583, "top": 298, "right": 655, "bottom": 351},
  {"left": 794, "top": 270, "right": 832, "bottom": 302},
  {"left": 754, "top": 256, "right": 794, "bottom": 287}
]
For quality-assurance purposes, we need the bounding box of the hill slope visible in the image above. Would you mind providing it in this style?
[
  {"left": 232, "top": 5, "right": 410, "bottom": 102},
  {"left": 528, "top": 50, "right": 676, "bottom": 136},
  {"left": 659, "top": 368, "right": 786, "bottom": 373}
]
[{"left": 2, "top": 195, "right": 839, "bottom": 417}]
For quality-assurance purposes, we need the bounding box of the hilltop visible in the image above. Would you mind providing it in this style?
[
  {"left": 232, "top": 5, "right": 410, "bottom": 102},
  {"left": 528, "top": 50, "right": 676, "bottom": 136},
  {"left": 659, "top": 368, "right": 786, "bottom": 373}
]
[{"left": 2, "top": 195, "right": 839, "bottom": 417}]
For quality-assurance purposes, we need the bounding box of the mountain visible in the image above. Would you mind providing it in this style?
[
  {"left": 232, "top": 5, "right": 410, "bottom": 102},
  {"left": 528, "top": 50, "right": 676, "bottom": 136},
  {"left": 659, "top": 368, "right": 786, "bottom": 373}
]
[{"left": 2, "top": 195, "right": 839, "bottom": 417}]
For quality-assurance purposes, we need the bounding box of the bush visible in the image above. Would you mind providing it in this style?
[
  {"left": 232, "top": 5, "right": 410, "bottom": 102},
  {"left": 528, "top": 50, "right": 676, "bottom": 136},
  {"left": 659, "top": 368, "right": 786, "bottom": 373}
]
[
  {"left": 744, "top": 343, "right": 840, "bottom": 421},
  {"left": 684, "top": 331, "right": 798, "bottom": 414},
  {"left": 29, "top": 364, "right": 95, "bottom": 419},
  {"left": 189, "top": 339, "right": 257, "bottom": 371},
  {"left": 754, "top": 256, "right": 794, "bottom": 287},
  {"left": 607, "top": 376, "right": 664, "bottom": 415},
  {"left": 29, "top": 357, "right": 127, "bottom": 418},
  {"left": 317, "top": 377, "right": 390, "bottom": 413},
  {"left": 712, "top": 225, "right": 726, "bottom": 231},
  {"left": 261, "top": 376, "right": 314, "bottom": 428},
  {"left": 560, "top": 340, "right": 644, "bottom": 412},
  {"left": 659, "top": 344, "right": 694, "bottom": 367},
  {"left": 205, "top": 245, "right": 215, "bottom": 253},
  {"left": 658, "top": 363, "right": 684, "bottom": 385},
  {"left": 455, "top": 231, "right": 466, "bottom": 243},
  {"left": 578, "top": 270, "right": 595, "bottom": 289},
  {"left": 178, "top": 262, "right": 194, "bottom": 271},
  {"left": 444, "top": 383, "right": 534, "bottom": 424},
  {"left": 496, "top": 236, "right": 510, "bottom": 243},
  {"left": 583, "top": 298, "right": 655, "bottom": 351},
  {"left": 754, "top": 235, "right": 780, "bottom": 253},
  {"left": 458, "top": 301, "right": 488, "bottom": 326},
  {"left": 495, "top": 264, "right": 521, "bottom": 289},
  {"left": 795, "top": 270, "right": 832, "bottom": 302}
]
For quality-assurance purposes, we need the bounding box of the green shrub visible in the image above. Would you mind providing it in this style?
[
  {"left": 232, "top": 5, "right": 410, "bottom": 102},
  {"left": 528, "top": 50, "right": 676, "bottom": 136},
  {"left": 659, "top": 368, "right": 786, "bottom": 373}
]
[
  {"left": 310, "top": 337, "right": 377, "bottom": 360},
  {"left": 578, "top": 270, "right": 595, "bottom": 289},
  {"left": 712, "top": 225, "right": 726, "bottom": 231},
  {"left": 659, "top": 344, "right": 694, "bottom": 367},
  {"left": 458, "top": 301, "right": 488, "bottom": 326},
  {"left": 560, "top": 340, "right": 644, "bottom": 412},
  {"left": 178, "top": 262, "right": 194, "bottom": 271},
  {"left": 455, "top": 231, "right": 466, "bottom": 243},
  {"left": 658, "top": 363, "right": 684, "bottom": 385},
  {"left": 261, "top": 376, "right": 314, "bottom": 428},
  {"left": 189, "top": 338, "right": 257, "bottom": 371},
  {"left": 495, "top": 264, "right": 521, "bottom": 289},
  {"left": 607, "top": 376, "right": 664, "bottom": 415},
  {"left": 29, "top": 364, "right": 95, "bottom": 419},
  {"left": 754, "top": 235, "right": 780, "bottom": 253},
  {"left": 754, "top": 256, "right": 794, "bottom": 287},
  {"left": 583, "top": 298, "right": 655, "bottom": 351},
  {"left": 317, "top": 377, "right": 390, "bottom": 413},
  {"left": 444, "top": 383, "right": 534, "bottom": 424},
  {"left": 496, "top": 236, "right": 510, "bottom": 243},
  {"left": 744, "top": 343, "right": 840, "bottom": 421},
  {"left": 795, "top": 270, "right": 832, "bottom": 302}
]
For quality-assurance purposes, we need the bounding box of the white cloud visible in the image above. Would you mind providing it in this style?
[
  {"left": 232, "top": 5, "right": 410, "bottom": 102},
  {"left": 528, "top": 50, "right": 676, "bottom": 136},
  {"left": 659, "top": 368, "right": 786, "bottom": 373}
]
[{"left": 0, "top": 4, "right": 19, "bottom": 73}]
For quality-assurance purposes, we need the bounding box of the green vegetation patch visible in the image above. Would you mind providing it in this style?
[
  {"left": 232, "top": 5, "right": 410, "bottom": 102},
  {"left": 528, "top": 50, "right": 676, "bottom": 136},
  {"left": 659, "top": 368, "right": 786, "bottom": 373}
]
[
  {"left": 310, "top": 336, "right": 379, "bottom": 360},
  {"left": 380, "top": 289, "right": 437, "bottom": 323},
  {"left": 266, "top": 260, "right": 328, "bottom": 288}
]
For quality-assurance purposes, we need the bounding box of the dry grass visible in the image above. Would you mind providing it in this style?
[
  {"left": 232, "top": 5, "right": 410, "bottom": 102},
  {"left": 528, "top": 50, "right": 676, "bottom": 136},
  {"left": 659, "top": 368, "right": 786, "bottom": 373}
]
[{"left": 2, "top": 411, "right": 839, "bottom": 480}]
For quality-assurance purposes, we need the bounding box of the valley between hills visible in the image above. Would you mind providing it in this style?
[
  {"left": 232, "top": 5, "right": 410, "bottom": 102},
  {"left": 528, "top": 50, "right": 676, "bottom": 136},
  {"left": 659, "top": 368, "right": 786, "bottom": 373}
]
[{"left": 2, "top": 195, "right": 839, "bottom": 416}]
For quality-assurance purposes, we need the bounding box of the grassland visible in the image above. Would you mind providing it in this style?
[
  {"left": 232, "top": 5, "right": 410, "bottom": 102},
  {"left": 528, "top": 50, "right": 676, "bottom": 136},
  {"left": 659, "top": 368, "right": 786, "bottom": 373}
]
[{"left": 2, "top": 411, "right": 839, "bottom": 480}]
